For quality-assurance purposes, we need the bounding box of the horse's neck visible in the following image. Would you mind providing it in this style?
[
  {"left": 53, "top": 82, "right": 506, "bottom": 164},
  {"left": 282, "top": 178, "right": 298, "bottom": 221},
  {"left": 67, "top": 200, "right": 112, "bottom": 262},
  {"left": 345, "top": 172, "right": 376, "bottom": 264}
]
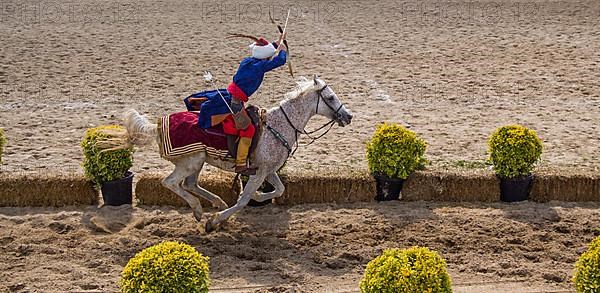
[
  {"left": 267, "top": 91, "right": 317, "bottom": 144},
  {"left": 281, "top": 92, "right": 317, "bottom": 130}
]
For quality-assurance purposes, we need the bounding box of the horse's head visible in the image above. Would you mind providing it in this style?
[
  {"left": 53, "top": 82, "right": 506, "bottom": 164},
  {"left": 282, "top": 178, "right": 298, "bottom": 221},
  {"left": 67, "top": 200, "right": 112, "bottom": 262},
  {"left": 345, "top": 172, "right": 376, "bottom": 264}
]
[{"left": 312, "top": 75, "right": 353, "bottom": 126}]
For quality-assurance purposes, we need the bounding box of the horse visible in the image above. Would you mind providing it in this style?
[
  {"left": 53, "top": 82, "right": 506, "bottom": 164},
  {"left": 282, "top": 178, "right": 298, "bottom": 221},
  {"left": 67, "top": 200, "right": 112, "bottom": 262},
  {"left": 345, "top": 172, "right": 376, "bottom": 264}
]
[{"left": 122, "top": 75, "right": 353, "bottom": 233}]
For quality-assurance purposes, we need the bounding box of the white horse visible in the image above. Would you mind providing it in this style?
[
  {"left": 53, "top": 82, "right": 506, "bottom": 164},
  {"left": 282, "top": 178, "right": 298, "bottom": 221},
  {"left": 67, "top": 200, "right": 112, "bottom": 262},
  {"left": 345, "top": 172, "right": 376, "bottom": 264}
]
[{"left": 123, "top": 75, "right": 353, "bottom": 232}]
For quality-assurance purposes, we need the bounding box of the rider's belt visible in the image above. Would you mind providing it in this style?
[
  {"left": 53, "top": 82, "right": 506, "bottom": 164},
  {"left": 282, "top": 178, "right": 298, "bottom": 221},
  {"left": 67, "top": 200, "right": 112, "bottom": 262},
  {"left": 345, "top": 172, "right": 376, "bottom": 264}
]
[{"left": 227, "top": 82, "right": 248, "bottom": 103}]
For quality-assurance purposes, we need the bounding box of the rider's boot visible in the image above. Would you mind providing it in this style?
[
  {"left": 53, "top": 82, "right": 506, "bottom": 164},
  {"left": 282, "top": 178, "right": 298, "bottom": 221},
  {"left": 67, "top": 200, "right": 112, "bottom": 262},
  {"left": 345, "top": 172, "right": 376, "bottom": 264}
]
[{"left": 235, "top": 137, "right": 257, "bottom": 175}]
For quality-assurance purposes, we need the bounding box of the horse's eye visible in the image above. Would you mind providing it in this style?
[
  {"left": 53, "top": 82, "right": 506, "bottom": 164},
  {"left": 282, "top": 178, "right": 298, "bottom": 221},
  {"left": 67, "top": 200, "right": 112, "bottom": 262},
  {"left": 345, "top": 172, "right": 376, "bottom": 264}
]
[{"left": 326, "top": 96, "right": 334, "bottom": 101}]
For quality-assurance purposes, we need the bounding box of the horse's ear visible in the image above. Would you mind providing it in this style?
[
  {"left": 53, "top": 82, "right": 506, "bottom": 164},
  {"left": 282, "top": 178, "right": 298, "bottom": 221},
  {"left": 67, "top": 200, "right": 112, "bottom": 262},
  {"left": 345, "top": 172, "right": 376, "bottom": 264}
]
[{"left": 313, "top": 74, "right": 319, "bottom": 85}]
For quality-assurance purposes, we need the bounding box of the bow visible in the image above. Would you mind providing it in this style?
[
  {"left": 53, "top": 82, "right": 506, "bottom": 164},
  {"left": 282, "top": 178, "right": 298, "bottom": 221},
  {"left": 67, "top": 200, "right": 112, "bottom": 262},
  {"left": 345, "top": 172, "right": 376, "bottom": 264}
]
[{"left": 270, "top": 10, "right": 294, "bottom": 77}]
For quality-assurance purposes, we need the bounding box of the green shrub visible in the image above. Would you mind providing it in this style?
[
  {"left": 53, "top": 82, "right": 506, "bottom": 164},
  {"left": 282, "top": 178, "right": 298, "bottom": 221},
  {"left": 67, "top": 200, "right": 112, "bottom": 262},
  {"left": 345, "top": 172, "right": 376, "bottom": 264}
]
[
  {"left": 488, "top": 124, "right": 542, "bottom": 179},
  {"left": 81, "top": 125, "right": 133, "bottom": 185},
  {"left": 120, "top": 241, "right": 210, "bottom": 293},
  {"left": 0, "top": 128, "right": 6, "bottom": 164},
  {"left": 360, "top": 246, "right": 452, "bottom": 293},
  {"left": 573, "top": 236, "right": 600, "bottom": 292},
  {"left": 366, "top": 123, "right": 427, "bottom": 179}
]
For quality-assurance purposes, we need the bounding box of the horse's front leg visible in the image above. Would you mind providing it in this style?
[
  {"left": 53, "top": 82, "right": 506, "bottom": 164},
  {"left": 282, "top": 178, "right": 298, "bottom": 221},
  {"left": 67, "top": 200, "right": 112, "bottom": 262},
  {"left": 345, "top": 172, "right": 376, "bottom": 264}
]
[
  {"left": 252, "top": 172, "right": 285, "bottom": 202},
  {"left": 205, "top": 173, "right": 266, "bottom": 233}
]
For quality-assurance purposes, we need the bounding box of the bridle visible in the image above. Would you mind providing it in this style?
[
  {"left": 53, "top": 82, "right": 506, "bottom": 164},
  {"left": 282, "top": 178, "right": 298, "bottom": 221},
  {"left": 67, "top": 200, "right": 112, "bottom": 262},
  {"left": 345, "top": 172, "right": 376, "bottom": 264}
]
[{"left": 267, "top": 84, "right": 345, "bottom": 158}]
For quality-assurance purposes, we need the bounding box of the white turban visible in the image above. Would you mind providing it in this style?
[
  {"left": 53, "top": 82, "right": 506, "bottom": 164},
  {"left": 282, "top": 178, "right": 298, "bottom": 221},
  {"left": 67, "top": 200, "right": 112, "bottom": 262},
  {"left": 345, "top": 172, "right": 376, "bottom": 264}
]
[{"left": 250, "top": 42, "right": 276, "bottom": 59}]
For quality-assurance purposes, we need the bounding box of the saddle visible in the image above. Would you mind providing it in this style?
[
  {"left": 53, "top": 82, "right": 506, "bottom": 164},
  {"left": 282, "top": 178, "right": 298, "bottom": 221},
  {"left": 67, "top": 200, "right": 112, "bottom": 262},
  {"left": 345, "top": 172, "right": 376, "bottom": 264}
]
[{"left": 157, "top": 106, "right": 264, "bottom": 161}]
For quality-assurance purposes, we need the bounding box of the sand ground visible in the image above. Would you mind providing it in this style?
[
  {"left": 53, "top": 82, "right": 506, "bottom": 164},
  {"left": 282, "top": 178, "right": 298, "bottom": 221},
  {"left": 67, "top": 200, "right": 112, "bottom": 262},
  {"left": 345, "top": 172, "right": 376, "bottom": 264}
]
[
  {"left": 1, "top": 1, "right": 599, "bottom": 292},
  {"left": 1, "top": 201, "right": 598, "bottom": 292},
  {"left": 1, "top": 0, "right": 600, "bottom": 174}
]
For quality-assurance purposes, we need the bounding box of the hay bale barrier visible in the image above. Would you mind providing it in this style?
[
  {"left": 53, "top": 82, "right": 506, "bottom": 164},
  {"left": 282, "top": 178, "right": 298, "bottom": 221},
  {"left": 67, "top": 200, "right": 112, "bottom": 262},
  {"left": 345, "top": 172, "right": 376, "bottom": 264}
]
[
  {"left": 1, "top": 167, "right": 599, "bottom": 207},
  {"left": 276, "top": 168, "right": 599, "bottom": 204},
  {"left": 275, "top": 170, "right": 376, "bottom": 205},
  {"left": 0, "top": 172, "right": 98, "bottom": 207},
  {"left": 402, "top": 169, "right": 500, "bottom": 202},
  {"left": 275, "top": 168, "right": 500, "bottom": 205},
  {"left": 135, "top": 171, "right": 239, "bottom": 207},
  {"left": 530, "top": 169, "right": 600, "bottom": 202}
]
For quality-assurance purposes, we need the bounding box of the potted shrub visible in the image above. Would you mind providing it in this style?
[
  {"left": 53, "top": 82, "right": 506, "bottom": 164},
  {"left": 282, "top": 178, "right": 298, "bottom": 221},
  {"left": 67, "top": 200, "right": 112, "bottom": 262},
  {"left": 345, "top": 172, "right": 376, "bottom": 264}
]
[
  {"left": 366, "top": 123, "right": 427, "bottom": 201},
  {"left": 120, "top": 241, "right": 210, "bottom": 292},
  {"left": 488, "top": 124, "right": 542, "bottom": 202},
  {"left": 573, "top": 236, "right": 600, "bottom": 292},
  {"left": 360, "top": 246, "right": 452, "bottom": 292},
  {"left": 81, "top": 125, "right": 134, "bottom": 206},
  {"left": 0, "top": 127, "right": 6, "bottom": 165}
]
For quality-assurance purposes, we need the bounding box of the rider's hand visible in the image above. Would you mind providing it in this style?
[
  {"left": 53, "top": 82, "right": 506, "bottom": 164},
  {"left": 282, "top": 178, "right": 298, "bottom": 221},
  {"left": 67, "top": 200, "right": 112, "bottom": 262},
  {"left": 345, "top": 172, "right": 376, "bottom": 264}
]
[
  {"left": 231, "top": 98, "right": 243, "bottom": 114},
  {"left": 276, "top": 32, "right": 287, "bottom": 46}
]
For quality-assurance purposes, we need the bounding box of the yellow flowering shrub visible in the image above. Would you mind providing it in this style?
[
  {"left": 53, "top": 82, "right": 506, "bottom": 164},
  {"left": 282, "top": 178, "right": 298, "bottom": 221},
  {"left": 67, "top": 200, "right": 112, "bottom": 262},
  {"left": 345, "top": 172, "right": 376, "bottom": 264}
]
[
  {"left": 360, "top": 246, "right": 452, "bottom": 293},
  {"left": 120, "top": 241, "right": 210, "bottom": 293},
  {"left": 366, "top": 123, "right": 427, "bottom": 179},
  {"left": 81, "top": 125, "right": 133, "bottom": 185},
  {"left": 573, "top": 236, "right": 600, "bottom": 292},
  {"left": 488, "top": 125, "right": 542, "bottom": 178}
]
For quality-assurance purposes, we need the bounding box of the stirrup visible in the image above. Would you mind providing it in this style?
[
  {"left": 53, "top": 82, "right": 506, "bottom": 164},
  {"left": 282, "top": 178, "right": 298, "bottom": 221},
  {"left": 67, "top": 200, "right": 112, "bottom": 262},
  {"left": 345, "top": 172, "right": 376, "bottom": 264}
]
[{"left": 235, "top": 165, "right": 257, "bottom": 176}]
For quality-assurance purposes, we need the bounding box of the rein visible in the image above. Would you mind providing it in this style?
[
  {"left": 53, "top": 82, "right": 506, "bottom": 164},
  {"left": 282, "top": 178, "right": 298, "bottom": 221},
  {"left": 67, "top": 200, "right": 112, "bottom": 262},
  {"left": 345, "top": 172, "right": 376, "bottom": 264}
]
[{"left": 270, "top": 85, "right": 344, "bottom": 157}]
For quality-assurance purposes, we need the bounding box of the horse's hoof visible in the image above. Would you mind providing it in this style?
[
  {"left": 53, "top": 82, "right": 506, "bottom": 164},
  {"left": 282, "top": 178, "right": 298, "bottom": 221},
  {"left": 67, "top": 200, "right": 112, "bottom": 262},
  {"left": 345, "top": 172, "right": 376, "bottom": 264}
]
[
  {"left": 205, "top": 220, "right": 215, "bottom": 234},
  {"left": 193, "top": 207, "right": 203, "bottom": 222},
  {"left": 205, "top": 214, "right": 219, "bottom": 233}
]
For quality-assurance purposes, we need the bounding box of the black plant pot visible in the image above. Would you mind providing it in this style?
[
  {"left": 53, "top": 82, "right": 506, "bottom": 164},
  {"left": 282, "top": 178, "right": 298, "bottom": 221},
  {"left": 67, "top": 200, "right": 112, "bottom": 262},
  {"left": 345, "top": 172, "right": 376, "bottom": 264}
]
[
  {"left": 499, "top": 174, "right": 533, "bottom": 202},
  {"left": 101, "top": 171, "right": 134, "bottom": 206},
  {"left": 374, "top": 174, "right": 405, "bottom": 201}
]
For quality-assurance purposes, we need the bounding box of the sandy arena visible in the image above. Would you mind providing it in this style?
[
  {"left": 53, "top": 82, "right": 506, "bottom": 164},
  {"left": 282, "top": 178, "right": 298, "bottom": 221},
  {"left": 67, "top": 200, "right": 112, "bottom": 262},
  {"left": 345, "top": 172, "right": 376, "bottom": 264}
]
[
  {"left": 1, "top": 0, "right": 599, "bottom": 173},
  {"left": 1, "top": 0, "right": 600, "bottom": 292},
  {"left": 1, "top": 201, "right": 599, "bottom": 292}
]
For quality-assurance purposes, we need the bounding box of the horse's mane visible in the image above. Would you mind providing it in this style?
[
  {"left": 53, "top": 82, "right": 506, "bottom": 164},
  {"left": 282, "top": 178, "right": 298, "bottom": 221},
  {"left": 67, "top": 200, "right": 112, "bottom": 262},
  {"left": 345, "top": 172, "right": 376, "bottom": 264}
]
[{"left": 280, "top": 77, "right": 320, "bottom": 105}]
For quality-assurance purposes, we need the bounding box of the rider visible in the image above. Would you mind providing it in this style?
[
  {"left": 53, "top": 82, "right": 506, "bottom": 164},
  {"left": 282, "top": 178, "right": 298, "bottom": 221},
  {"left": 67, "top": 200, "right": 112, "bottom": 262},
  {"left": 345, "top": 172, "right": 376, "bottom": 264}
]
[{"left": 185, "top": 36, "right": 287, "bottom": 175}]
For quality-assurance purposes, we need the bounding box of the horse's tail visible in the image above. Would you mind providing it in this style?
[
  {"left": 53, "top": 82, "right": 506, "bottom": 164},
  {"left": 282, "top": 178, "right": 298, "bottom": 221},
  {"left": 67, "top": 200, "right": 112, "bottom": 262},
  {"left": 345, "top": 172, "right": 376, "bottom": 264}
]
[{"left": 123, "top": 109, "right": 157, "bottom": 146}]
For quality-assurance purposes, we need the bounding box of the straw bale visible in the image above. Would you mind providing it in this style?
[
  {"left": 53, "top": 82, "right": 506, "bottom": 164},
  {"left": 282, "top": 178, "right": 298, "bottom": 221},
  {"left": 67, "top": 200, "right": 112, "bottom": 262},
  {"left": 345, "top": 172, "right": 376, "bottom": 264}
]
[
  {"left": 0, "top": 172, "right": 98, "bottom": 207},
  {"left": 530, "top": 168, "right": 600, "bottom": 202},
  {"left": 275, "top": 169, "right": 375, "bottom": 205},
  {"left": 403, "top": 169, "right": 500, "bottom": 202}
]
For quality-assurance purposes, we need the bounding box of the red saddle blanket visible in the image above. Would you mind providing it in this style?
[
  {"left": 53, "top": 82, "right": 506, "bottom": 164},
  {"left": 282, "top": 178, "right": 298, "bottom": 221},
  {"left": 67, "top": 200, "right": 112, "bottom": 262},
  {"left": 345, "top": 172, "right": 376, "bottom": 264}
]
[{"left": 157, "top": 111, "right": 230, "bottom": 160}]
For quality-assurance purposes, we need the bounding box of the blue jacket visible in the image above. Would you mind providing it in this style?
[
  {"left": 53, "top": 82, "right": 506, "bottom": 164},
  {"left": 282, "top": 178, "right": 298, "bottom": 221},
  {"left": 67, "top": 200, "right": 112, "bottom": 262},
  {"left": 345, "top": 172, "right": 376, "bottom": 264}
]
[
  {"left": 185, "top": 48, "right": 287, "bottom": 128},
  {"left": 231, "top": 49, "right": 287, "bottom": 100}
]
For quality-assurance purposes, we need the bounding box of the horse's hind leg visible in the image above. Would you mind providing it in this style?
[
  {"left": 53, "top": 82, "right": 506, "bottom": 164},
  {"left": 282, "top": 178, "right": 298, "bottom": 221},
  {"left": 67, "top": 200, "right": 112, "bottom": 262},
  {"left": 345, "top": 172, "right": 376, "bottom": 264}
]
[
  {"left": 183, "top": 171, "right": 229, "bottom": 210},
  {"left": 162, "top": 157, "right": 204, "bottom": 222}
]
